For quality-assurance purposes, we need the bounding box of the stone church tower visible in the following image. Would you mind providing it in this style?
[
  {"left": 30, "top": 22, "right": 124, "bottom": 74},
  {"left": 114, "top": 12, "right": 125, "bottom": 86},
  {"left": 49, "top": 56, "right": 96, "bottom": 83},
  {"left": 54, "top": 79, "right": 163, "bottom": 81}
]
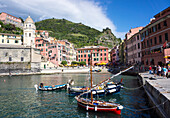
[{"left": 23, "top": 16, "right": 36, "bottom": 47}]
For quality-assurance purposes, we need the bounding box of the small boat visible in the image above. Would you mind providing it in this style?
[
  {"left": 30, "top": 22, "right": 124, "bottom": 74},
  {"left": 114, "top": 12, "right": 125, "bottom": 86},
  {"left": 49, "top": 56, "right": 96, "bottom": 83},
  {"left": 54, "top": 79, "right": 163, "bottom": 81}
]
[
  {"left": 37, "top": 83, "right": 67, "bottom": 91},
  {"left": 34, "top": 79, "right": 74, "bottom": 91},
  {"left": 75, "top": 97, "right": 123, "bottom": 115},
  {"left": 75, "top": 52, "right": 123, "bottom": 115},
  {"left": 68, "top": 80, "right": 123, "bottom": 96},
  {"left": 68, "top": 86, "right": 89, "bottom": 95}
]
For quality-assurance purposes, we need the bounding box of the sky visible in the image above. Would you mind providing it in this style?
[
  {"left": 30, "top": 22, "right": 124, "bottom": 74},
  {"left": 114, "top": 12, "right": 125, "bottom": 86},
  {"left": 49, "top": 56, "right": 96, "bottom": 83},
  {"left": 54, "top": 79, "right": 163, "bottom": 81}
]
[{"left": 0, "top": 0, "right": 169, "bottom": 39}]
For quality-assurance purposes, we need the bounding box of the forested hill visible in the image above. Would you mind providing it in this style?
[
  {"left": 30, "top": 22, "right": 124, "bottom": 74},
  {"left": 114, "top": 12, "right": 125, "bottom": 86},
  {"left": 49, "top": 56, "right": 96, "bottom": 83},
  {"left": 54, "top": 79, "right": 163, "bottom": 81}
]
[{"left": 35, "top": 18, "right": 121, "bottom": 48}]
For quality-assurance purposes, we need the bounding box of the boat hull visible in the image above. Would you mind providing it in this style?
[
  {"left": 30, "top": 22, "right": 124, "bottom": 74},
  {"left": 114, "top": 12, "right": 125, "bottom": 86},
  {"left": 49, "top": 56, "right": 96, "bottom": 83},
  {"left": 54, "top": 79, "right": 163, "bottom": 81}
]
[
  {"left": 77, "top": 101, "right": 121, "bottom": 115},
  {"left": 38, "top": 84, "right": 67, "bottom": 91}
]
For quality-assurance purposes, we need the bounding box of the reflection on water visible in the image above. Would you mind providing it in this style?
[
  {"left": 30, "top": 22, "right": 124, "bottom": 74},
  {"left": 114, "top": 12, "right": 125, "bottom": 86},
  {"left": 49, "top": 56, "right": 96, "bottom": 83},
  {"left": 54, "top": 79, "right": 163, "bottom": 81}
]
[{"left": 0, "top": 74, "right": 155, "bottom": 117}]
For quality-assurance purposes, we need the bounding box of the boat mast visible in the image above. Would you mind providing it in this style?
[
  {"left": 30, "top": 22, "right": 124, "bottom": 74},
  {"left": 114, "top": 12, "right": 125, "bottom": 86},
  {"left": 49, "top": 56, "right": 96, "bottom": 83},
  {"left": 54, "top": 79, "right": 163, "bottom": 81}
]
[{"left": 90, "top": 52, "right": 93, "bottom": 102}]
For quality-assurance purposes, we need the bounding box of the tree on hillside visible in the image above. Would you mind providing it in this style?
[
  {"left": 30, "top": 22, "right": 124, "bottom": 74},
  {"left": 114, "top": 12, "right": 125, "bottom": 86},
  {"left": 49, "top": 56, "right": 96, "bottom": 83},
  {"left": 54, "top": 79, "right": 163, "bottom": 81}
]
[
  {"left": 19, "top": 17, "right": 24, "bottom": 23},
  {"left": 0, "top": 21, "right": 4, "bottom": 28}
]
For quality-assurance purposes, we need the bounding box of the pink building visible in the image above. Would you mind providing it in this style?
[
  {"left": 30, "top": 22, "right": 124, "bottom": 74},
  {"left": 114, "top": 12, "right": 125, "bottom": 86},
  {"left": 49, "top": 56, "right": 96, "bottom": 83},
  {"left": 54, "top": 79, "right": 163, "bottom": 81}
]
[
  {"left": 110, "top": 46, "right": 119, "bottom": 65},
  {"left": 125, "top": 27, "right": 143, "bottom": 64},
  {"left": 0, "top": 12, "right": 23, "bottom": 28},
  {"left": 77, "top": 46, "right": 109, "bottom": 66},
  {"left": 126, "top": 31, "right": 143, "bottom": 65},
  {"left": 35, "top": 37, "right": 49, "bottom": 59},
  {"left": 125, "top": 27, "right": 143, "bottom": 40},
  {"left": 48, "top": 40, "right": 58, "bottom": 66}
]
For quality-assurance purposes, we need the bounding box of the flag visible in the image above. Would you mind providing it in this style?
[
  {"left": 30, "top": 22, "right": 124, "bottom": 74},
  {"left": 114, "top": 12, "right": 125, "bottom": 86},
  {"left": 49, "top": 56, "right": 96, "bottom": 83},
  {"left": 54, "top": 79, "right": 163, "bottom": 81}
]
[{"left": 163, "top": 41, "right": 167, "bottom": 48}]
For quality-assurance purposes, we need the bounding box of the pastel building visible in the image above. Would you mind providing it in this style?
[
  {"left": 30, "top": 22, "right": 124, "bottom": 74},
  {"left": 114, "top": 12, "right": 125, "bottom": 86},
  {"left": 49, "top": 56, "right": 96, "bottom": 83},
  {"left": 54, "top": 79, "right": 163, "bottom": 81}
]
[
  {"left": 0, "top": 33, "right": 22, "bottom": 45},
  {"left": 126, "top": 31, "right": 143, "bottom": 65},
  {"left": 77, "top": 46, "right": 109, "bottom": 66},
  {"left": 0, "top": 12, "right": 23, "bottom": 28},
  {"left": 141, "top": 7, "right": 170, "bottom": 66},
  {"left": 125, "top": 27, "right": 143, "bottom": 64},
  {"left": 35, "top": 37, "right": 49, "bottom": 58},
  {"left": 57, "top": 40, "right": 76, "bottom": 65},
  {"left": 48, "top": 39, "right": 58, "bottom": 66},
  {"left": 110, "top": 46, "right": 119, "bottom": 65}
]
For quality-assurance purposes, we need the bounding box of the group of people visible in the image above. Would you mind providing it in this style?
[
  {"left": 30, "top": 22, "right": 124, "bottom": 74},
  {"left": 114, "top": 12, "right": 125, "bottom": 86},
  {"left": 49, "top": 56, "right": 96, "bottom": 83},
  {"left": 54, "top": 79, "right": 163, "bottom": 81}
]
[{"left": 149, "top": 65, "right": 169, "bottom": 78}]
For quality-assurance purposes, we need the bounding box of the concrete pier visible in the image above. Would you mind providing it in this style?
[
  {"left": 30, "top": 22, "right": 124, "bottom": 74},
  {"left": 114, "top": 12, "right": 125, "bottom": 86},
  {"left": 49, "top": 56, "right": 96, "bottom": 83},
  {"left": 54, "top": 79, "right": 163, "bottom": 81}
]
[{"left": 139, "top": 72, "right": 170, "bottom": 118}]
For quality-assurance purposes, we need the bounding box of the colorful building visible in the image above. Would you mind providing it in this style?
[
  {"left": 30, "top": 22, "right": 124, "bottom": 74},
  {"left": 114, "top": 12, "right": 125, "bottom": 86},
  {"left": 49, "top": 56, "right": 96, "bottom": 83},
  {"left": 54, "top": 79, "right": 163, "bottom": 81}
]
[
  {"left": 141, "top": 7, "right": 170, "bottom": 66},
  {"left": 77, "top": 46, "right": 109, "bottom": 66},
  {"left": 126, "top": 31, "right": 143, "bottom": 65},
  {"left": 0, "top": 12, "right": 23, "bottom": 28},
  {"left": 0, "top": 33, "right": 22, "bottom": 45},
  {"left": 57, "top": 40, "right": 76, "bottom": 65},
  {"left": 110, "top": 46, "right": 119, "bottom": 65},
  {"left": 124, "top": 27, "right": 143, "bottom": 65}
]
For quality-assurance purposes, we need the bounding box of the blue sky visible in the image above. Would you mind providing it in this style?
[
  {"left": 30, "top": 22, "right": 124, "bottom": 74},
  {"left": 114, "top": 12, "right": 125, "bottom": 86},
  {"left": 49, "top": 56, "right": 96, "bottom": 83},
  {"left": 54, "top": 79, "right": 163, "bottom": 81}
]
[
  {"left": 0, "top": 0, "right": 169, "bottom": 39},
  {"left": 98, "top": 0, "right": 170, "bottom": 32}
]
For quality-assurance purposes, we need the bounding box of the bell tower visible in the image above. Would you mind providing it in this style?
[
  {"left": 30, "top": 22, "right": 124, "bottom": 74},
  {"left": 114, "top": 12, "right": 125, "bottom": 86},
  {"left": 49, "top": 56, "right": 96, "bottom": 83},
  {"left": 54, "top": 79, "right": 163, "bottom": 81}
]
[{"left": 23, "top": 16, "right": 36, "bottom": 47}]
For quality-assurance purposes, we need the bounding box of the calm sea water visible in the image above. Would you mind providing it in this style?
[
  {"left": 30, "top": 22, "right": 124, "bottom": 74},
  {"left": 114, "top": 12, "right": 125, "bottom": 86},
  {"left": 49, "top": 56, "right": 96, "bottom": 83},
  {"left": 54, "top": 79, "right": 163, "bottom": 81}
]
[{"left": 0, "top": 73, "right": 156, "bottom": 118}]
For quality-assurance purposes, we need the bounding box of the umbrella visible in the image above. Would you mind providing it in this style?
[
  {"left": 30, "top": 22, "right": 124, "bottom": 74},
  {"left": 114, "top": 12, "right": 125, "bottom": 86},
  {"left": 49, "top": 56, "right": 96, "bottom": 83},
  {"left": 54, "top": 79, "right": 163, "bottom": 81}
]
[{"left": 100, "top": 62, "right": 107, "bottom": 65}]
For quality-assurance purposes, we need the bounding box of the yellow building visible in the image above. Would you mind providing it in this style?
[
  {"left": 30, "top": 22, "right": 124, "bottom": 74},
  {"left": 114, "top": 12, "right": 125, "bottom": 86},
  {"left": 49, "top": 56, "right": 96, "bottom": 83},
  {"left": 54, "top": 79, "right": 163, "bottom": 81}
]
[{"left": 0, "top": 33, "right": 22, "bottom": 45}]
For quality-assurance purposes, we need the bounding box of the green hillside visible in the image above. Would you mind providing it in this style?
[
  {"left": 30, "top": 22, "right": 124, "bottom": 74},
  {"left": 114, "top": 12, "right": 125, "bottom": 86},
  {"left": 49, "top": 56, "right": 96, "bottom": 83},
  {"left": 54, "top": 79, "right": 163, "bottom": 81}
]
[
  {"left": 35, "top": 18, "right": 121, "bottom": 48},
  {"left": 0, "top": 21, "right": 23, "bottom": 35}
]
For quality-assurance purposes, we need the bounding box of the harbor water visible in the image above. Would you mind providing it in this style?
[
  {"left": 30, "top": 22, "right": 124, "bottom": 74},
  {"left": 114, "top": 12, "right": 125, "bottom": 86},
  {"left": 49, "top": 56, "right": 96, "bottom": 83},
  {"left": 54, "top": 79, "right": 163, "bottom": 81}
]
[{"left": 0, "top": 73, "right": 156, "bottom": 118}]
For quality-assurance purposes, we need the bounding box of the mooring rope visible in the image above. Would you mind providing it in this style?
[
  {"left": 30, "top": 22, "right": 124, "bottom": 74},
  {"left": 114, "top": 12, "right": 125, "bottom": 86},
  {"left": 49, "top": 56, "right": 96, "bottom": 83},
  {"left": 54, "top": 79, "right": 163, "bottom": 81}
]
[
  {"left": 123, "top": 85, "right": 144, "bottom": 90},
  {"left": 123, "top": 99, "right": 168, "bottom": 112}
]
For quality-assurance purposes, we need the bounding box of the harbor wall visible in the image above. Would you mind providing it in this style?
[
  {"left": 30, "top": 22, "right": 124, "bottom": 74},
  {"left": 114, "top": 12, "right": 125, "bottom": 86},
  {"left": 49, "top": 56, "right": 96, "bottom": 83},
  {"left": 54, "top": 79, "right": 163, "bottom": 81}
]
[
  {"left": 138, "top": 73, "right": 170, "bottom": 118},
  {"left": 145, "top": 80, "right": 170, "bottom": 118}
]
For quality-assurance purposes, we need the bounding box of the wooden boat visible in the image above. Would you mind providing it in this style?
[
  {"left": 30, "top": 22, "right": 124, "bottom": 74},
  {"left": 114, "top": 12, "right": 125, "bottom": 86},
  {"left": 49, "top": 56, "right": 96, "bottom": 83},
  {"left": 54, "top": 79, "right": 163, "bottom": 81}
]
[
  {"left": 34, "top": 79, "right": 74, "bottom": 91},
  {"left": 75, "top": 52, "right": 123, "bottom": 115},
  {"left": 37, "top": 83, "right": 67, "bottom": 91},
  {"left": 75, "top": 97, "right": 123, "bottom": 115},
  {"left": 68, "top": 80, "right": 123, "bottom": 96}
]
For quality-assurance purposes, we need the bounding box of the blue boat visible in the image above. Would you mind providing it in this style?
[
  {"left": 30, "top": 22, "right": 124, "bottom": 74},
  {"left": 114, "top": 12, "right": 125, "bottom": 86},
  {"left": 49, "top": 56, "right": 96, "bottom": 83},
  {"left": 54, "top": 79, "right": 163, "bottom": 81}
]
[{"left": 37, "top": 83, "right": 67, "bottom": 91}]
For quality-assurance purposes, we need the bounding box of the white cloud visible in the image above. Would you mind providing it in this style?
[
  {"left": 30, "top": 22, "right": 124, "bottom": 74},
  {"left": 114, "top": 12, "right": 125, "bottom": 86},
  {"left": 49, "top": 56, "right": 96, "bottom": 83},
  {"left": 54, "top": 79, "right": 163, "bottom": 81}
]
[{"left": 0, "top": 0, "right": 125, "bottom": 39}]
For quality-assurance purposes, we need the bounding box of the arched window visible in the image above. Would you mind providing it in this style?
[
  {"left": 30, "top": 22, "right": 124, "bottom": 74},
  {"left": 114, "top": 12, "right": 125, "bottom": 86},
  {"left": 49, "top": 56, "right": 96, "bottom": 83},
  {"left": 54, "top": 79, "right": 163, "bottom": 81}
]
[{"left": 29, "top": 33, "right": 31, "bottom": 37}]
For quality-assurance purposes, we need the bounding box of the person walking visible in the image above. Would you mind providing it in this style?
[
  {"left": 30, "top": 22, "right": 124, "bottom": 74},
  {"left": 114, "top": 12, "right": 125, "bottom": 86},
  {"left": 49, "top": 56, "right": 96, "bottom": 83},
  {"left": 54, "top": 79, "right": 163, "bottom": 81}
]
[
  {"left": 162, "top": 66, "right": 167, "bottom": 78},
  {"left": 149, "top": 66, "right": 152, "bottom": 74},
  {"left": 158, "top": 65, "right": 162, "bottom": 76},
  {"left": 153, "top": 65, "right": 157, "bottom": 76}
]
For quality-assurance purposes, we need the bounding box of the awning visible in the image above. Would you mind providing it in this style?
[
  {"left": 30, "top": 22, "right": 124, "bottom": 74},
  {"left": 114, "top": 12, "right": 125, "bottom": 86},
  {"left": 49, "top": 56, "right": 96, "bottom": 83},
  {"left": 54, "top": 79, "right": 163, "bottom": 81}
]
[{"left": 164, "top": 55, "right": 170, "bottom": 59}]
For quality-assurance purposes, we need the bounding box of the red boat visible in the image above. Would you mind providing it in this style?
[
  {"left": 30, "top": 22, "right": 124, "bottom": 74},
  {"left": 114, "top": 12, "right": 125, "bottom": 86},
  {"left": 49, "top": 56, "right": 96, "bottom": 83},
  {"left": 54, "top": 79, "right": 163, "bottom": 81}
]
[{"left": 75, "top": 97, "right": 123, "bottom": 115}]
